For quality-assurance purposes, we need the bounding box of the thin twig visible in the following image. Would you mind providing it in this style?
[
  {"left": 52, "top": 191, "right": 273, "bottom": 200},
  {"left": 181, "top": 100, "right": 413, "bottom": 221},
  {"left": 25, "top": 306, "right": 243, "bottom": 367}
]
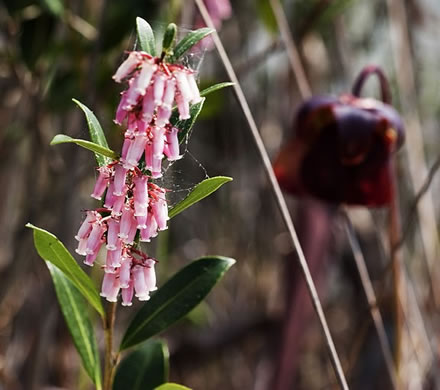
[
  {"left": 386, "top": 0, "right": 440, "bottom": 307},
  {"left": 372, "top": 211, "right": 437, "bottom": 386},
  {"left": 393, "top": 154, "right": 440, "bottom": 252},
  {"left": 103, "top": 302, "right": 117, "bottom": 390},
  {"left": 268, "top": 0, "right": 312, "bottom": 99},
  {"left": 388, "top": 159, "right": 403, "bottom": 380},
  {"left": 235, "top": 38, "right": 283, "bottom": 78},
  {"left": 343, "top": 211, "right": 399, "bottom": 389},
  {"left": 194, "top": 1, "right": 349, "bottom": 389}
]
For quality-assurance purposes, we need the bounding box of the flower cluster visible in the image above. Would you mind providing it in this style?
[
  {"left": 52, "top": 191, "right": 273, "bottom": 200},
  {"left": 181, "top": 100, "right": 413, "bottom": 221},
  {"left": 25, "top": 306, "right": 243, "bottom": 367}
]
[{"left": 75, "top": 50, "right": 202, "bottom": 306}]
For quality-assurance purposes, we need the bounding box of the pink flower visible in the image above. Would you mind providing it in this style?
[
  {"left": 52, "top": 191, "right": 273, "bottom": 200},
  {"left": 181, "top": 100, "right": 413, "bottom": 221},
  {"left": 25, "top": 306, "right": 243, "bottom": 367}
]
[
  {"left": 121, "top": 280, "right": 134, "bottom": 307},
  {"left": 133, "top": 175, "right": 149, "bottom": 217},
  {"left": 106, "top": 217, "right": 120, "bottom": 251},
  {"left": 75, "top": 211, "right": 98, "bottom": 241},
  {"left": 164, "top": 127, "right": 181, "bottom": 161},
  {"left": 100, "top": 273, "right": 120, "bottom": 302},
  {"left": 91, "top": 166, "right": 111, "bottom": 200},
  {"left": 112, "top": 52, "right": 142, "bottom": 83},
  {"left": 86, "top": 220, "right": 105, "bottom": 256}
]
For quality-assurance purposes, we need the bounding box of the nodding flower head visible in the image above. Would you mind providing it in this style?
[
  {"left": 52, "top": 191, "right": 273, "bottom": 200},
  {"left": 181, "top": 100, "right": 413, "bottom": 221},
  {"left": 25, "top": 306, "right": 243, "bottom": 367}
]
[
  {"left": 274, "top": 65, "right": 405, "bottom": 207},
  {"left": 113, "top": 51, "right": 201, "bottom": 126}
]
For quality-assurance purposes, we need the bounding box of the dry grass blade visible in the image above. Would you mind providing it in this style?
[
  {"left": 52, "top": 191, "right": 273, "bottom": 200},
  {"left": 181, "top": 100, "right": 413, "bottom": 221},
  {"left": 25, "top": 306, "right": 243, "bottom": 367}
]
[
  {"left": 386, "top": 0, "right": 440, "bottom": 306},
  {"left": 394, "top": 155, "right": 440, "bottom": 252},
  {"left": 194, "top": 1, "right": 349, "bottom": 389},
  {"left": 268, "top": 0, "right": 312, "bottom": 99},
  {"left": 343, "top": 211, "right": 399, "bottom": 389}
]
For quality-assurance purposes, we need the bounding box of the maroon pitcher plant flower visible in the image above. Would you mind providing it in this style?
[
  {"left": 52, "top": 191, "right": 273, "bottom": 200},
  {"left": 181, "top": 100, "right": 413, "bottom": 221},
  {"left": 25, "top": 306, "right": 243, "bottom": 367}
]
[{"left": 274, "top": 66, "right": 405, "bottom": 206}]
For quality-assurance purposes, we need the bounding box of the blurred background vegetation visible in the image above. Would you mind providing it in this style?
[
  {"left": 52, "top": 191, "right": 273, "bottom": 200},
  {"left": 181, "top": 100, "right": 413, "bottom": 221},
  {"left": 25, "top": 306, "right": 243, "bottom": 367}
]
[{"left": 1, "top": 0, "right": 440, "bottom": 389}]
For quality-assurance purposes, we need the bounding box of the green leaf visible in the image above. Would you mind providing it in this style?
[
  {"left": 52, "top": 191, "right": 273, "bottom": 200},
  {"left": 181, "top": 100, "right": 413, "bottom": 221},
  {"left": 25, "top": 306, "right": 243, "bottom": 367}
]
[
  {"left": 26, "top": 224, "right": 105, "bottom": 317},
  {"left": 162, "top": 23, "right": 177, "bottom": 54},
  {"left": 113, "top": 340, "right": 169, "bottom": 390},
  {"left": 257, "top": 0, "right": 277, "bottom": 34},
  {"left": 50, "top": 134, "right": 118, "bottom": 160},
  {"left": 120, "top": 256, "right": 235, "bottom": 350},
  {"left": 169, "top": 176, "right": 233, "bottom": 219},
  {"left": 41, "top": 0, "right": 64, "bottom": 16},
  {"left": 136, "top": 17, "right": 156, "bottom": 56},
  {"left": 199, "top": 82, "right": 234, "bottom": 97},
  {"left": 155, "top": 384, "right": 191, "bottom": 390},
  {"left": 47, "top": 263, "right": 102, "bottom": 389},
  {"left": 169, "top": 98, "right": 205, "bottom": 144},
  {"left": 171, "top": 28, "right": 214, "bottom": 62},
  {"left": 72, "top": 98, "right": 111, "bottom": 167}
]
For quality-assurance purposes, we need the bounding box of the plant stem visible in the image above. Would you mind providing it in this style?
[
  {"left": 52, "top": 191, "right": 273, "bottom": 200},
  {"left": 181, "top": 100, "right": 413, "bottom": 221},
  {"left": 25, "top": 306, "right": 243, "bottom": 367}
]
[
  {"left": 103, "top": 302, "right": 117, "bottom": 390},
  {"left": 343, "top": 211, "right": 399, "bottom": 389},
  {"left": 194, "top": 1, "right": 349, "bottom": 389},
  {"left": 389, "top": 159, "right": 403, "bottom": 385}
]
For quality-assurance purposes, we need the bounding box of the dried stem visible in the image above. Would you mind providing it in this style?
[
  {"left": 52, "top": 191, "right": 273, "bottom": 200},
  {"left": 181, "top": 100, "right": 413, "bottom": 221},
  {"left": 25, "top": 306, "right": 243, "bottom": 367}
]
[
  {"left": 194, "top": 1, "right": 348, "bottom": 389},
  {"left": 386, "top": 0, "right": 440, "bottom": 307},
  {"left": 103, "top": 302, "right": 117, "bottom": 390},
  {"left": 388, "top": 160, "right": 403, "bottom": 381},
  {"left": 394, "top": 154, "right": 440, "bottom": 252},
  {"left": 343, "top": 211, "right": 399, "bottom": 389},
  {"left": 268, "top": 0, "right": 312, "bottom": 99}
]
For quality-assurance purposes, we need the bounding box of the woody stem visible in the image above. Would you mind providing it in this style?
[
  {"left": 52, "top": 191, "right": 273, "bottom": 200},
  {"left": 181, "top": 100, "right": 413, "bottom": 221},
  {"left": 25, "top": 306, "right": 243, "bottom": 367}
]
[{"left": 103, "top": 302, "right": 117, "bottom": 390}]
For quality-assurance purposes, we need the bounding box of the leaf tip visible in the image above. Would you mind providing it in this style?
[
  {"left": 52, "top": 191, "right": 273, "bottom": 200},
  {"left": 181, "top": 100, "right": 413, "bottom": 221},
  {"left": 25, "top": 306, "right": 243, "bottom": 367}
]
[{"left": 222, "top": 256, "right": 236, "bottom": 268}]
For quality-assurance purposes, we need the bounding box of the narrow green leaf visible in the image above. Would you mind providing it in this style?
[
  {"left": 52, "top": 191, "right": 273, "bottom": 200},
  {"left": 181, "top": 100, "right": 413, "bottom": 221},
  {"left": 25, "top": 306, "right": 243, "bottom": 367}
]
[
  {"left": 169, "top": 98, "right": 205, "bottom": 144},
  {"left": 120, "top": 256, "right": 236, "bottom": 350},
  {"left": 72, "top": 98, "right": 111, "bottom": 166},
  {"left": 199, "top": 82, "right": 234, "bottom": 97},
  {"left": 113, "top": 340, "right": 169, "bottom": 390},
  {"left": 162, "top": 23, "right": 177, "bottom": 54},
  {"left": 136, "top": 17, "right": 156, "bottom": 56},
  {"left": 50, "top": 134, "right": 118, "bottom": 160},
  {"left": 155, "top": 384, "right": 191, "bottom": 390},
  {"left": 47, "top": 263, "right": 102, "bottom": 389},
  {"left": 169, "top": 176, "right": 232, "bottom": 219},
  {"left": 26, "top": 223, "right": 105, "bottom": 317},
  {"left": 171, "top": 28, "right": 214, "bottom": 62}
]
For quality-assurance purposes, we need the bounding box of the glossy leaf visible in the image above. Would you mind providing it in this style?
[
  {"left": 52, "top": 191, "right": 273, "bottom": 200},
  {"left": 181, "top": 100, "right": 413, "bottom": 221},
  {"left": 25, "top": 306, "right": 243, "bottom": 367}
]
[
  {"left": 113, "top": 340, "right": 169, "bottom": 390},
  {"left": 136, "top": 17, "right": 156, "bottom": 56},
  {"left": 26, "top": 224, "right": 105, "bottom": 317},
  {"left": 50, "top": 134, "right": 118, "bottom": 160},
  {"left": 169, "top": 98, "right": 205, "bottom": 144},
  {"left": 72, "top": 98, "right": 111, "bottom": 166},
  {"left": 169, "top": 176, "right": 233, "bottom": 219},
  {"left": 47, "top": 263, "right": 102, "bottom": 389},
  {"left": 171, "top": 28, "right": 214, "bottom": 62},
  {"left": 199, "top": 82, "right": 234, "bottom": 97},
  {"left": 155, "top": 384, "right": 191, "bottom": 390},
  {"left": 120, "top": 256, "right": 235, "bottom": 350}
]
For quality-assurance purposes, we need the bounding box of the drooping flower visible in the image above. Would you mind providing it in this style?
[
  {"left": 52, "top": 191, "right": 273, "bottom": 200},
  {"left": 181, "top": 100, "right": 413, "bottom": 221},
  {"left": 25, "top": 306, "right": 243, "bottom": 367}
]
[
  {"left": 113, "top": 51, "right": 201, "bottom": 124},
  {"left": 274, "top": 69, "right": 405, "bottom": 206}
]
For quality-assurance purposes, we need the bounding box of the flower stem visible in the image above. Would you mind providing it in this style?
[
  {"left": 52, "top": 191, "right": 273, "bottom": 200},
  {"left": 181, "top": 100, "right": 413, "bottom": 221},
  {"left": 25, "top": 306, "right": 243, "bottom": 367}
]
[
  {"left": 103, "top": 302, "right": 117, "bottom": 390},
  {"left": 389, "top": 159, "right": 403, "bottom": 386}
]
